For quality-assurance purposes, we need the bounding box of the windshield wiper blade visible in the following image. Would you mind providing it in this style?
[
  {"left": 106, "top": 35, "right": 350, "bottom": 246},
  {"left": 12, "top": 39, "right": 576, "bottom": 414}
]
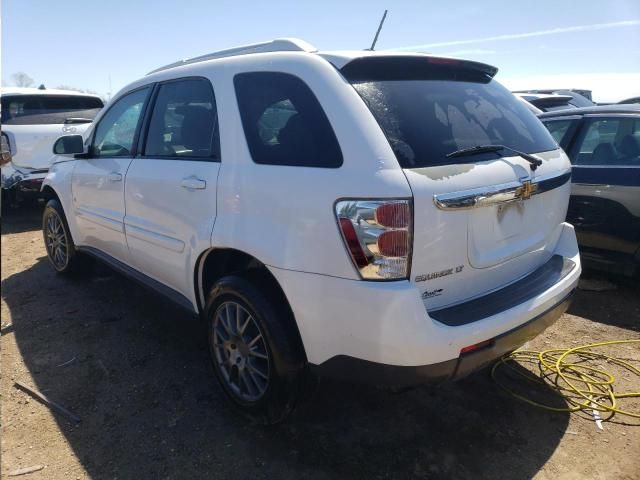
[{"left": 446, "top": 144, "right": 543, "bottom": 170}]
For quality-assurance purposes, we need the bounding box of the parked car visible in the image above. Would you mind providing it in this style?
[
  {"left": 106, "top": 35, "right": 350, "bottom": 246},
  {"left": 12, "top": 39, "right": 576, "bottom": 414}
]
[
  {"left": 1, "top": 87, "right": 103, "bottom": 207},
  {"left": 514, "top": 89, "right": 595, "bottom": 106},
  {"left": 42, "top": 38, "right": 581, "bottom": 422},
  {"left": 539, "top": 104, "right": 640, "bottom": 276},
  {"left": 514, "top": 92, "right": 579, "bottom": 113}
]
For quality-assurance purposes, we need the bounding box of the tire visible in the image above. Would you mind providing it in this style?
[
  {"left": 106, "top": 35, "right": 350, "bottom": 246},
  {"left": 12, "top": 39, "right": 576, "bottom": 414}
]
[
  {"left": 42, "top": 199, "right": 88, "bottom": 275},
  {"left": 205, "top": 274, "right": 306, "bottom": 424}
]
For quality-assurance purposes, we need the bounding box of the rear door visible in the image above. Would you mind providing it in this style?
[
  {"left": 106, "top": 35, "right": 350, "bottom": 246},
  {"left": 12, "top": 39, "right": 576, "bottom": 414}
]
[
  {"left": 343, "top": 57, "right": 572, "bottom": 309},
  {"left": 123, "top": 77, "right": 220, "bottom": 297},
  {"left": 71, "top": 87, "right": 151, "bottom": 262},
  {"left": 1, "top": 94, "right": 103, "bottom": 170},
  {"left": 566, "top": 115, "right": 640, "bottom": 266}
]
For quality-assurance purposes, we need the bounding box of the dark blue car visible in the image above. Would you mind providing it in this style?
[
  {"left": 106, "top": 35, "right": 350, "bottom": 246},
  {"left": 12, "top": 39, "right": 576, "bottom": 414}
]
[{"left": 540, "top": 105, "right": 640, "bottom": 276}]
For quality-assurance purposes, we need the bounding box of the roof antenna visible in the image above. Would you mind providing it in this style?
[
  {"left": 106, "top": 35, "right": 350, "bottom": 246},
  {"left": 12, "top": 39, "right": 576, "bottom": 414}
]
[{"left": 368, "top": 9, "right": 388, "bottom": 51}]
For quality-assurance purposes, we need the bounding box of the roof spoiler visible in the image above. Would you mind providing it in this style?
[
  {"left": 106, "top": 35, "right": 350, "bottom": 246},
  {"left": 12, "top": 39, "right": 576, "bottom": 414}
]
[{"left": 339, "top": 55, "right": 498, "bottom": 81}]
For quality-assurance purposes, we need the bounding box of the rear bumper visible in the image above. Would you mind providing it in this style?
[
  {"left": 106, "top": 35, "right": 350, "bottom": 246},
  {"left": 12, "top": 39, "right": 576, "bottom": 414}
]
[
  {"left": 310, "top": 291, "right": 574, "bottom": 387},
  {"left": 269, "top": 222, "right": 581, "bottom": 382}
]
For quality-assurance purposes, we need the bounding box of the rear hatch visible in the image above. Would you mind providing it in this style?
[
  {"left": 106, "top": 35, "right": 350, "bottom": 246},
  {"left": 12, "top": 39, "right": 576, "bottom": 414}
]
[
  {"left": 342, "top": 56, "right": 572, "bottom": 310},
  {"left": 1, "top": 94, "right": 102, "bottom": 170}
]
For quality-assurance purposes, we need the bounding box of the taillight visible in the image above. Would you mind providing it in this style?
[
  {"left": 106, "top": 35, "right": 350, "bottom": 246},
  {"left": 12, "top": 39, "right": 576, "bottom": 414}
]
[{"left": 335, "top": 199, "right": 412, "bottom": 280}]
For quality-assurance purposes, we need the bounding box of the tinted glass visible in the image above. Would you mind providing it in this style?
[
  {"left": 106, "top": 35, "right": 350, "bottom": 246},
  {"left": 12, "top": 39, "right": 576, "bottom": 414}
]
[
  {"left": 543, "top": 119, "right": 574, "bottom": 145},
  {"left": 144, "top": 78, "right": 219, "bottom": 159},
  {"left": 573, "top": 117, "right": 640, "bottom": 166},
  {"left": 348, "top": 75, "right": 557, "bottom": 169},
  {"left": 1, "top": 95, "right": 103, "bottom": 125},
  {"left": 92, "top": 88, "right": 150, "bottom": 157},
  {"left": 234, "top": 72, "right": 342, "bottom": 168}
]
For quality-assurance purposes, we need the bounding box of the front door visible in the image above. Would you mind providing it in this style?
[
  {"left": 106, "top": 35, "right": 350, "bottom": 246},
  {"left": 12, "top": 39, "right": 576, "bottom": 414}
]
[
  {"left": 124, "top": 78, "right": 220, "bottom": 298},
  {"left": 71, "top": 87, "right": 152, "bottom": 263}
]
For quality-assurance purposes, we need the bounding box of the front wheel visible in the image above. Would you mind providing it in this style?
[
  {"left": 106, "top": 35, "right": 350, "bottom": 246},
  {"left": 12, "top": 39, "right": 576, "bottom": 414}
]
[
  {"left": 205, "top": 275, "right": 306, "bottom": 424},
  {"left": 42, "top": 199, "right": 86, "bottom": 274}
]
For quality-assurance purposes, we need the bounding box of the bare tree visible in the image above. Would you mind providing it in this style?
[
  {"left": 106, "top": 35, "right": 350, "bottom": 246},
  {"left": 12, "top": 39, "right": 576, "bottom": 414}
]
[{"left": 11, "top": 72, "right": 35, "bottom": 87}]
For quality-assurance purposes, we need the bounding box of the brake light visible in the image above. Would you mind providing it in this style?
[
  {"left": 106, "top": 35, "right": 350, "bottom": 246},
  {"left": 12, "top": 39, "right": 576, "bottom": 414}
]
[
  {"left": 338, "top": 217, "right": 369, "bottom": 268},
  {"left": 377, "top": 230, "right": 409, "bottom": 257},
  {"left": 375, "top": 202, "right": 410, "bottom": 228},
  {"left": 336, "top": 199, "right": 412, "bottom": 280}
]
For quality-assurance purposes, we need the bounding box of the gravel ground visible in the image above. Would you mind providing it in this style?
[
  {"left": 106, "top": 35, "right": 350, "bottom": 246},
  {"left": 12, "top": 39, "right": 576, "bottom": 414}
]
[{"left": 1, "top": 205, "right": 639, "bottom": 479}]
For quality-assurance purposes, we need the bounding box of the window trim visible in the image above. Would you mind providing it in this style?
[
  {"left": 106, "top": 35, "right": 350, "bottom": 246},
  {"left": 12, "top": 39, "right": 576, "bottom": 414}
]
[
  {"left": 87, "top": 84, "right": 153, "bottom": 159},
  {"left": 233, "top": 71, "right": 343, "bottom": 169},
  {"left": 138, "top": 76, "right": 221, "bottom": 163}
]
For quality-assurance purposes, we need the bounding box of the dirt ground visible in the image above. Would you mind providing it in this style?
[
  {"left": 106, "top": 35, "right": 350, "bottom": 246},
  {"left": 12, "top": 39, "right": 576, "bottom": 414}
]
[{"left": 1, "top": 205, "right": 639, "bottom": 480}]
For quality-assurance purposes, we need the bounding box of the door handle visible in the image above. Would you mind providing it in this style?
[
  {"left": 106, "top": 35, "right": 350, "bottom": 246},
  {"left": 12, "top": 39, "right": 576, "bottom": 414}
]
[
  {"left": 107, "top": 172, "right": 123, "bottom": 182},
  {"left": 180, "top": 177, "right": 207, "bottom": 190}
]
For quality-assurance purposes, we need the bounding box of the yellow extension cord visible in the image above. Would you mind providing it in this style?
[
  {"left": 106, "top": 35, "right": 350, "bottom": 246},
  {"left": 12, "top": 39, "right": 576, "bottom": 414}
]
[{"left": 491, "top": 340, "right": 640, "bottom": 421}]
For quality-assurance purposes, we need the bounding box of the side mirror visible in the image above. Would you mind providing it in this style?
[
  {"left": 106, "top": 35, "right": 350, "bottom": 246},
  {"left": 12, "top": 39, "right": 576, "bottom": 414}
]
[
  {"left": 0, "top": 133, "right": 12, "bottom": 166},
  {"left": 53, "top": 135, "right": 85, "bottom": 155}
]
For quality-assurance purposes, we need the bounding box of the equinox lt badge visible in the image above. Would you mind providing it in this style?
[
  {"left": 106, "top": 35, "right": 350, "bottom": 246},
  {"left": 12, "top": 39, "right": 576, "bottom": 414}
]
[{"left": 415, "top": 265, "right": 464, "bottom": 282}]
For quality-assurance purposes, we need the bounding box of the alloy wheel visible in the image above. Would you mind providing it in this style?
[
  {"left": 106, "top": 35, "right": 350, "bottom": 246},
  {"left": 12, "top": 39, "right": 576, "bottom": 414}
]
[
  {"left": 211, "top": 301, "right": 270, "bottom": 402},
  {"left": 45, "top": 212, "right": 68, "bottom": 270}
]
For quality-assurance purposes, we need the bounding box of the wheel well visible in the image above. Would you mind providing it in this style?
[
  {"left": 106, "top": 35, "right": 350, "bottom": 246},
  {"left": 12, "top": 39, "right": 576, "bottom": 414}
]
[
  {"left": 196, "top": 248, "right": 307, "bottom": 360},
  {"left": 41, "top": 185, "right": 59, "bottom": 202}
]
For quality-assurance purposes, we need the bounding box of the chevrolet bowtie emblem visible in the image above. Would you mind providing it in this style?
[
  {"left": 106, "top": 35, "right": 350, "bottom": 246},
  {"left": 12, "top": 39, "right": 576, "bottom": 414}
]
[{"left": 515, "top": 180, "right": 538, "bottom": 200}]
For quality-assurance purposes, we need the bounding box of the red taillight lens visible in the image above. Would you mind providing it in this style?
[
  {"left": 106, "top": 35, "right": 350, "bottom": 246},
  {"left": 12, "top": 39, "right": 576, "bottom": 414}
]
[
  {"left": 460, "top": 339, "right": 493, "bottom": 355},
  {"left": 375, "top": 203, "right": 410, "bottom": 228},
  {"left": 335, "top": 199, "right": 412, "bottom": 280},
  {"left": 377, "top": 230, "right": 409, "bottom": 257},
  {"left": 338, "top": 217, "right": 369, "bottom": 268}
]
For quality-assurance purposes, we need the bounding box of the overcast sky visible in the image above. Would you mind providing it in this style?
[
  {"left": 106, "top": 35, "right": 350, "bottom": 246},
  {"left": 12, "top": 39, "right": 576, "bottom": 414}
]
[{"left": 2, "top": 0, "right": 639, "bottom": 102}]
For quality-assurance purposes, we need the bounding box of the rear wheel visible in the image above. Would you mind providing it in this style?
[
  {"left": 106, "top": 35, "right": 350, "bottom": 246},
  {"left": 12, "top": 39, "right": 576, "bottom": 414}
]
[
  {"left": 205, "top": 275, "right": 306, "bottom": 424},
  {"left": 42, "top": 199, "right": 87, "bottom": 274}
]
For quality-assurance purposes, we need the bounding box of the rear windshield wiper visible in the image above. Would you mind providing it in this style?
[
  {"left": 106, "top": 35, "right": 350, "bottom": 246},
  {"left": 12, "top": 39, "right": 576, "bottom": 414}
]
[{"left": 446, "top": 144, "right": 543, "bottom": 171}]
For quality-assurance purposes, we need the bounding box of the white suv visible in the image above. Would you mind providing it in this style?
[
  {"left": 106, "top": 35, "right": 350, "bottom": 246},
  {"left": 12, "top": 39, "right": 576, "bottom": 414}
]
[{"left": 42, "top": 38, "right": 581, "bottom": 423}]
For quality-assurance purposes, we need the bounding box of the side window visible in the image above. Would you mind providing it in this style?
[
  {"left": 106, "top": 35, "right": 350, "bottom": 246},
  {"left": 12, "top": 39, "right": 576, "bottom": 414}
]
[
  {"left": 92, "top": 87, "right": 150, "bottom": 157},
  {"left": 144, "top": 78, "right": 219, "bottom": 159},
  {"left": 542, "top": 120, "right": 573, "bottom": 146},
  {"left": 573, "top": 118, "right": 639, "bottom": 166},
  {"left": 234, "top": 72, "right": 342, "bottom": 168}
]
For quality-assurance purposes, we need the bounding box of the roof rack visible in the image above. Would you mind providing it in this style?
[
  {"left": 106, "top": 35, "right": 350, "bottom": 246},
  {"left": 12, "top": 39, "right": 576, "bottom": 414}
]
[{"left": 147, "top": 38, "right": 317, "bottom": 75}]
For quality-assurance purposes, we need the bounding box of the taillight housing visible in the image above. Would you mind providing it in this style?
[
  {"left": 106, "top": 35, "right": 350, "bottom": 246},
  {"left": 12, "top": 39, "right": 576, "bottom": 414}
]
[{"left": 335, "top": 199, "right": 412, "bottom": 280}]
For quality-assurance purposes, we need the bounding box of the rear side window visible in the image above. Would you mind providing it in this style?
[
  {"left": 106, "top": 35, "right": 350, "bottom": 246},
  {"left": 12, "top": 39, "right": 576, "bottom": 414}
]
[
  {"left": 144, "top": 78, "right": 219, "bottom": 159},
  {"left": 234, "top": 72, "right": 342, "bottom": 168},
  {"left": 1, "top": 95, "right": 103, "bottom": 125},
  {"left": 92, "top": 87, "right": 150, "bottom": 158},
  {"left": 343, "top": 58, "right": 557, "bottom": 168},
  {"left": 572, "top": 117, "right": 640, "bottom": 166}
]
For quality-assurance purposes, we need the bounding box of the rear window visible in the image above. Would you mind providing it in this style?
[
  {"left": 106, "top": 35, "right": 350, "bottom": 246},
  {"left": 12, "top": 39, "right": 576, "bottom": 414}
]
[
  {"left": 1, "top": 95, "right": 104, "bottom": 125},
  {"left": 343, "top": 58, "right": 557, "bottom": 169}
]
